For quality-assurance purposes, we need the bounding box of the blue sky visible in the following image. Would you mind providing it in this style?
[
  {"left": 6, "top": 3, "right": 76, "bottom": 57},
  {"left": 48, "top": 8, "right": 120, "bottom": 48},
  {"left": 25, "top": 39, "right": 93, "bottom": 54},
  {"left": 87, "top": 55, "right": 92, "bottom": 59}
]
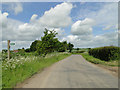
[{"left": 1, "top": 2, "right": 118, "bottom": 50}]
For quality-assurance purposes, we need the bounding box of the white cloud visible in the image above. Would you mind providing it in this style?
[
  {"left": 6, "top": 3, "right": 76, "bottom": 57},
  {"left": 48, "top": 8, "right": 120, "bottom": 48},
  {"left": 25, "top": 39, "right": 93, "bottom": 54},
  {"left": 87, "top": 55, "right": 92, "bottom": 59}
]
[
  {"left": 1, "top": 2, "right": 72, "bottom": 42},
  {"left": 118, "top": 30, "right": 120, "bottom": 46},
  {"left": 2, "top": 2, "right": 23, "bottom": 15},
  {"left": 1, "top": 2, "right": 118, "bottom": 49},
  {"left": 77, "top": 3, "right": 118, "bottom": 31},
  {"left": 2, "top": 41, "right": 33, "bottom": 50},
  {"left": 94, "top": 3, "right": 118, "bottom": 27},
  {"left": 63, "top": 32, "right": 118, "bottom": 48},
  {"left": 30, "top": 14, "right": 38, "bottom": 22},
  {"left": 69, "top": 3, "right": 118, "bottom": 48},
  {"left": 62, "top": 35, "right": 78, "bottom": 42},
  {"left": 71, "top": 18, "right": 95, "bottom": 35},
  {"left": 14, "top": 3, "right": 23, "bottom": 15},
  {"left": 48, "top": 28, "right": 65, "bottom": 40},
  {"left": 103, "top": 25, "right": 112, "bottom": 30},
  {"left": 39, "top": 2, "right": 73, "bottom": 28}
]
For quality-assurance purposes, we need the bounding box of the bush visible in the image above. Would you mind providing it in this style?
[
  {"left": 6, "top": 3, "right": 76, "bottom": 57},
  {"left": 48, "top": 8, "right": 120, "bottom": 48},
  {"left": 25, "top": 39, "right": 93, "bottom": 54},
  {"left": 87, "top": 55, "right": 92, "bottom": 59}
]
[
  {"left": 25, "top": 48, "right": 30, "bottom": 52},
  {"left": 76, "top": 50, "right": 85, "bottom": 53},
  {"left": 89, "top": 46, "right": 120, "bottom": 61}
]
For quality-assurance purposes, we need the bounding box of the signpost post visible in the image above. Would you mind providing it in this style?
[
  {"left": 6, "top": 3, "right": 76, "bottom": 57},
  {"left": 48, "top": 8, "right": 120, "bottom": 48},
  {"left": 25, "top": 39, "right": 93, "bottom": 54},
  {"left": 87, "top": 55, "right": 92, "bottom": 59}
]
[
  {"left": 8, "top": 41, "right": 15, "bottom": 60},
  {"left": 8, "top": 40, "right": 10, "bottom": 60}
]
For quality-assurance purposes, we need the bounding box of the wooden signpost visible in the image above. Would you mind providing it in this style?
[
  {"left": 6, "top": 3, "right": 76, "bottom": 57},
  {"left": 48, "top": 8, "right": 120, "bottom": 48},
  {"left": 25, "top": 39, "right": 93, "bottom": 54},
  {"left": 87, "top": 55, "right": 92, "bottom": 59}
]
[
  {"left": 7, "top": 40, "right": 15, "bottom": 60},
  {"left": 8, "top": 40, "right": 10, "bottom": 60}
]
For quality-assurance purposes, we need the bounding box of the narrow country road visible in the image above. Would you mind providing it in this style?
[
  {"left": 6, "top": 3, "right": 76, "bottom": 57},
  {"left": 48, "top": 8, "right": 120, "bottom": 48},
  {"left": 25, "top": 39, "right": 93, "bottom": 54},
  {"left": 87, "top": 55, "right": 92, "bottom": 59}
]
[{"left": 16, "top": 55, "right": 118, "bottom": 88}]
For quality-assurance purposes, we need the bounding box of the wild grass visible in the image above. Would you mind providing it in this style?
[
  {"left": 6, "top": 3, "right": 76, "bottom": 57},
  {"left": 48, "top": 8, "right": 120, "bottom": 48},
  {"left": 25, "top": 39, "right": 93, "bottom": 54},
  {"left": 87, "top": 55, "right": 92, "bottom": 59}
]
[
  {"left": 80, "top": 53, "right": 118, "bottom": 67},
  {"left": 2, "top": 52, "right": 71, "bottom": 88}
]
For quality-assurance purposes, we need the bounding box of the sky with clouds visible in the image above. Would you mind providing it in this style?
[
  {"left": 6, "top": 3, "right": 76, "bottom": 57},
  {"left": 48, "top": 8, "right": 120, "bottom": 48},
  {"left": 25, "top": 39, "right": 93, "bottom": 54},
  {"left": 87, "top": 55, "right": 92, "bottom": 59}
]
[{"left": 0, "top": 1, "right": 119, "bottom": 51}]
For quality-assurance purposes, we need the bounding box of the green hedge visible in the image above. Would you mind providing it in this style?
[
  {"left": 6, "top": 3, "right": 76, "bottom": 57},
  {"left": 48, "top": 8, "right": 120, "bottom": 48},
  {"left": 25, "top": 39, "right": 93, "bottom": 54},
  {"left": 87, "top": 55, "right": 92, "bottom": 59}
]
[{"left": 88, "top": 46, "right": 120, "bottom": 61}]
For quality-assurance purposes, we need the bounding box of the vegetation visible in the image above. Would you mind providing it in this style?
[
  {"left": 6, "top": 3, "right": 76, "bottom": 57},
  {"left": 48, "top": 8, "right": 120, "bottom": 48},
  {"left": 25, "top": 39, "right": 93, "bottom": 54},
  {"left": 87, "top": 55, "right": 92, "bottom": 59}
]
[
  {"left": 81, "top": 53, "right": 118, "bottom": 66},
  {"left": 89, "top": 46, "right": 120, "bottom": 61},
  {"left": 30, "top": 40, "right": 40, "bottom": 52},
  {"left": 67, "top": 42, "right": 74, "bottom": 53},
  {"left": 2, "top": 52, "right": 71, "bottom": 88},
  {"left": 29, "top": 28, "right": 74, "bottom": 56},
  {"left": 72, "top": 48, "right": 88, "bottom": 54},
  {"left": 2, "top": 28, "right": 74, "bottom": 88}
]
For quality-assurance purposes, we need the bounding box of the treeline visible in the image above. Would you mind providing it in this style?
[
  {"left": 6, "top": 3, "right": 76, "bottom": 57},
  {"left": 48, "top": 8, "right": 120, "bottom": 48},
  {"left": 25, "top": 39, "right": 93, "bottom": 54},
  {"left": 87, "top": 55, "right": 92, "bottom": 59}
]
[
  {"left": 25, "top": 28, "right": 74, "bottom": 56},
  {"left": 89, "top": 46, "right": 120, "bottom": 61}
]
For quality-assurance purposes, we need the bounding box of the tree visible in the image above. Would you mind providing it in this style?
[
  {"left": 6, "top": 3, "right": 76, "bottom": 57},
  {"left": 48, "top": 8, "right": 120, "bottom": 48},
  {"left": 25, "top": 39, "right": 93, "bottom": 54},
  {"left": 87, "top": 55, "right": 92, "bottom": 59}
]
[
  {"left": 25, "top": 48, "right": 30, "bottom": 52},
  {"left": 77, "top": 48, "right": 79, "bottom": 51},
  {"left": 57, "top": 41, "right": 68, "bottom": 52},
  {"left": 30, "top": 40, "right": 40, "bottom": 52},
  {"left": 68, "top": 42, "right": 74, "bottom": 53},
  {"left": 36, "top": 28, "right": 58, "bottom": 56}
]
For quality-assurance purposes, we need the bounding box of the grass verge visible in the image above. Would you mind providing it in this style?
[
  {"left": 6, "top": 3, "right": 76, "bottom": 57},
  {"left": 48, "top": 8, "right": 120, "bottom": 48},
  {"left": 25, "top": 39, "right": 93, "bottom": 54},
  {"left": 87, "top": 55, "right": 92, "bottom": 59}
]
[
  {"left": 80, "top": 53, "right": 118, "bottom": 67},
  {"left": 2, "top": 53, "right": 71, "bottom": 88}
]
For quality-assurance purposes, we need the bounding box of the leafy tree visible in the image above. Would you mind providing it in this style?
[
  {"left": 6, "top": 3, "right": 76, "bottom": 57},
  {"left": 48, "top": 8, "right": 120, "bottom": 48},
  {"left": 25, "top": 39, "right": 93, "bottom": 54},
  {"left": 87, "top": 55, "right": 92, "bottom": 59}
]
[
  {"left": 2, "top": 49, "right": 7, "bottom": 53},
  {"left": 25, "top": 48, "right": 30, "bottom": 52},
  {"left": 36, "top": 28, "right": 58, "bottom": 56},
  {"left": 30, "top": 40, "right": 40, "bottom": 52},
  {"left": 33, "top": 28, "right": 74, "bottom": 56},
  {"left": 68, "top": 42, "right": 74, "bottom": 53},
  {"left": 57, "top": 41, "right": 68, "bottom": 52},
  {"left": 77, "top": 48, "right": 79, "bottom": 51}
]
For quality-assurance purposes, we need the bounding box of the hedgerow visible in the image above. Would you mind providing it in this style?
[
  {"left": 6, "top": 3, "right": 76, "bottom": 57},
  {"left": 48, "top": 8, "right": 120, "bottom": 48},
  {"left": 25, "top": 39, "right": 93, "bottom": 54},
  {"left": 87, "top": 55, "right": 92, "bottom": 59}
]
[{"left": 88, "top": 46, "right": 120, "bottom": 61}]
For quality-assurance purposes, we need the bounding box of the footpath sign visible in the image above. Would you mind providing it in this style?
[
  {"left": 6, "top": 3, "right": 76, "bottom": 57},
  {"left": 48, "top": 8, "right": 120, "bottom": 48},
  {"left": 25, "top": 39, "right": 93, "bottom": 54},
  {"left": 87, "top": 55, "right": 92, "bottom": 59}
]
[{"left": 10, "top": 43, "right": 15, "bottom": 45}]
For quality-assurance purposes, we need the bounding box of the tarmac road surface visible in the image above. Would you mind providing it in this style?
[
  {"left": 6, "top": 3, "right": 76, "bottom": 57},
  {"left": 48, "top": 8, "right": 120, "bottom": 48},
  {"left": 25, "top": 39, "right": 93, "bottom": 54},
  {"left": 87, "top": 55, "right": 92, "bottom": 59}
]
[{"left": 16, "top": 55, "right": 118, "bottom": 88}]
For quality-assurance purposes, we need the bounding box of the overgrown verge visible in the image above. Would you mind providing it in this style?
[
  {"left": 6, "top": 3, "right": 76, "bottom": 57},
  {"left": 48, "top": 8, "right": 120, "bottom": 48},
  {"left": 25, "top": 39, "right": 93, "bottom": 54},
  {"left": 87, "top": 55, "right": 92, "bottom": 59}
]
[
  {"left": 2, "top": 52, "right": 71, "bottom": 88},
  {"left": 81, "top": 53, "right": 118, "bottom": 67}
]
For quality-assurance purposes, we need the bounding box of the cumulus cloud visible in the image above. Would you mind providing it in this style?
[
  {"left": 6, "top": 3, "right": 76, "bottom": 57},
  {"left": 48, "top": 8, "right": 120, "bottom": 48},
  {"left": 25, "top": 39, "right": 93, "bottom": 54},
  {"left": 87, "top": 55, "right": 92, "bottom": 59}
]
[
  {"left": 66, "top": 17, "right": 118, "bottom": 48},
  {"left": 1, "top": 2, "right": 118, "bottom": 50},
  {"left": 2, "top": 41, "right": 33, "bottom": 50},
  {"left": 47, "top": 28, "right": 65, "bottom": 40},
  {"left": 94, "top": 3, "right": 118, "bottom": 27},
  {"left": 30, "top": 14, "right": 38, "bottom": 22},
  {"left": 63, "top": 32, "right": 118, "bottom": 48},
  {"left": 62, "top": 35, "right": 78, "bottom": 42},
  {"left": 103, "top": 25, "right": 112, "bottom": 30},
  {"left": 68, "top": 3, "right": 118, "bottom": 48},
  {"left": 118, "top": 30, "right": 120, "bottom": 46},
  {"left": 39, "top": 2, "right": 73, "bottom": 28},
  {"left": 77, "top": 3, "right": 118, "bottom": 31},
  {"left": 71, "top": 18, "right": 95, "bottom": 35},
  {"left": 14, "top": 3, "right": 23, "bottom": 15},
  {"left": 1, "top": 2, "right": 72, "bottom": 47},
  {"left": 2, "top": 1, "right": 23, "bottom": 15}
]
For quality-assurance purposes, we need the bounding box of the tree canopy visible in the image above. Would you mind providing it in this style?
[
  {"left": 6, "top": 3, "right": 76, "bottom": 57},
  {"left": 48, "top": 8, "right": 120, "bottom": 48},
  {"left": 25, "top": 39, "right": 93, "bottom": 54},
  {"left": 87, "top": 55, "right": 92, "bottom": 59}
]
[{"left": 29, "top": 28, "right": 74, "bottom": 56}]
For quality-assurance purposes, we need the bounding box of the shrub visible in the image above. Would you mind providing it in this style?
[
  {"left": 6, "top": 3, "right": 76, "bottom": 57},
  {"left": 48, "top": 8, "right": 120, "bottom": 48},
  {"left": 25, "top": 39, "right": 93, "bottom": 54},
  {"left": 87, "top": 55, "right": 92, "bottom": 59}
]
[
  {"left": 89, "top": 46, "right": 120, "bottom": 61},
  {"left": 76, "top": 50, "right": 85, "bottom": 53}
]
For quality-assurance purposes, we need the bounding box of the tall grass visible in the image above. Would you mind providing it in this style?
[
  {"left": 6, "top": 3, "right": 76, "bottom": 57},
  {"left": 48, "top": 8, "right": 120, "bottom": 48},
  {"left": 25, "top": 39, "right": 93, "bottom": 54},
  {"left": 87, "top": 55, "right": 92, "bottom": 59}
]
[{"left": 2, "top": 52, "right": 71, "bottom": 88}]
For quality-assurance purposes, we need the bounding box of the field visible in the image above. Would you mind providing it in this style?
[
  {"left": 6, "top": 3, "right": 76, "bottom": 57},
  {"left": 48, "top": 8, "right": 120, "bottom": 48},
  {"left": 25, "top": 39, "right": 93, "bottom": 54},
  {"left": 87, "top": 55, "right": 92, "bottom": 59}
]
[{"left": 2, "top": 52, "right": 71, "bottom": 88}]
